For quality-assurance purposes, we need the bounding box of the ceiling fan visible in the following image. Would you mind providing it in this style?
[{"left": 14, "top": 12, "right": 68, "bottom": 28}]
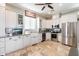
[{"left": 35, "top": 3, "right": 54, "bottom": 11}]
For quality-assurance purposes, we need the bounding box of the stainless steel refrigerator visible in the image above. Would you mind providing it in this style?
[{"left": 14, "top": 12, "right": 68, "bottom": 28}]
[{"left": 62, "top": 22, "right": 77, "bottom": 48}]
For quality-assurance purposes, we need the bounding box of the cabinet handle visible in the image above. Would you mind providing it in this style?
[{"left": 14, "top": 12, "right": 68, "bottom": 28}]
[
  {"left": 9, "top": 38, "right": 12, "bottom": 40},
  {"left": 14, "top": 39, "right": 17, "bottom": 41}
]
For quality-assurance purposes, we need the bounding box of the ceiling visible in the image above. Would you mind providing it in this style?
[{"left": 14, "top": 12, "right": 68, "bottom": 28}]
[{"left": 7, "top": 3, "right": 79, "bottom": 19}]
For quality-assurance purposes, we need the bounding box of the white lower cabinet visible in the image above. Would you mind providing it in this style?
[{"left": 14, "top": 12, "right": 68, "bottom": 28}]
[
  {"left": 5, "top": 34, "right": 42, "bottom": 54},
  {"left": 5, "top": 36, "right": 23, "bottom": 54},
  {"left": 0, "top": 38, "right": 5, "bottom": 56},
  {"left": 30, "top": 33, "right": 42, "bottom": 45},
  {"left": 23, "top": 33, "right": 42, "bottom": 48},
  {"left": 30, "top": 33, "right": 37, "bottom": 45},
  {"left": 23, "top": 35, "right": 30, "bottom": 48},
  {"left": 30, "top": 36, "right": 36, "bottom": 45},
  {"left": 5, "top": 37, "right": 17, "bottom": 53},
  {"left": 15, "top": 36, "right": 23, "bottom": 50},
  {"left": 0, "top": 38, "right": 5, "bottom": 48}
]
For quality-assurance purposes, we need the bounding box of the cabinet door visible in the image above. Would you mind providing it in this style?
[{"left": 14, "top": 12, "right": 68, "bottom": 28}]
[
  {"left": 0, "top": 38, "right": 5, "bottom": 56},
  {"left": 36, "top": 34, "right": 42, "bottom": 43},
  {"left": 30, "top": 33, "right": 41, "bottom": 45},
  {"left": 5, "top": 10, "right": 18, "bottom": 28},
  {"left": 0, "top": 38, "right": 5, "bottom": 48},
  {"left": 5, "top": 37, "right": 17, "bottom": 53},
  {"left": 23, "top": 35, "right": 30, "bottom": 48},
  {"left": 16, "top": 36, "right": 23, "bottom": 50},
  {"left": 30, "top": 36, "right": 37, "bottom": 45},
  {"left": 30, "top": 33, "right": 37, "bottom": 45},
  {"left": 31, "top": 33, "right": 42, "bottom": 44},
  {"left": 0, "top": 7, "right": 5, "bottom": 37}
]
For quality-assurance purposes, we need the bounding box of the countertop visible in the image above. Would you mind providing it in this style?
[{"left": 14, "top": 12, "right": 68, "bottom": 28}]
[
  {"left": 39, "top": 31, "right": 61, "bottom": 34},
  {"left": 0, "top": 32, "right": 42, "bottom": 38},
  {"left": 0, "top": 32, "right": 61, "bottom": 38},
  {"left": 0, "top": 34, "right": 30, "bottom": 38}
]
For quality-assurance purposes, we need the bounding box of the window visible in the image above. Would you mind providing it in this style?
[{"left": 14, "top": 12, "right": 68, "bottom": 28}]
[
  {"left": 30, "top": 17, "right": 37, "bottom": 29},
  {"left": 23, "top": 16, "right": 37, "bottom": 30}
]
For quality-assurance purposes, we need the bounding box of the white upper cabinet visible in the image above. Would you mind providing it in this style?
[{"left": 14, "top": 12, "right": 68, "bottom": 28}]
[
  {"left": 5, "top": 10, "right": 18, "bottom": 28},
  {"left": 0, "top": 3, "right": 5, "bottom": 7},
  {"left": 0, "top": 7, "right": 5, "bottom": 37}
]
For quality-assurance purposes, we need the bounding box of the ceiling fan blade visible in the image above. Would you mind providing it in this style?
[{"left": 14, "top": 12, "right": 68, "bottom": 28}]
[
  {"left": 35, "top": 3, "right": 45, "bottom": 5},
  {"left": 41, "top": 6, "right": 45, "bottom": 11},
  {"left": 48, "top": 5, "right": 53, "bottom": 9},
  {"left": 45, "top": 3, "right": 52, "bottom": 4}
]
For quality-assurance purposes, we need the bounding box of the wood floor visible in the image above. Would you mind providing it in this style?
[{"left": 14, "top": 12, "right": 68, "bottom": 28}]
[{"left": 7, "top": 40, "right": 71, "bottom": 56}]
